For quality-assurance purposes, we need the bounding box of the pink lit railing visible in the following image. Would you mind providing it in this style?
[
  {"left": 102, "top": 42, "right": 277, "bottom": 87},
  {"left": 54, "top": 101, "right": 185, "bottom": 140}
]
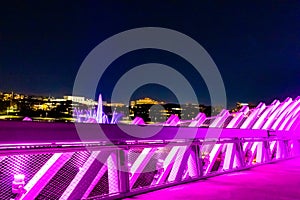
[{"left": 0, "top": 122, "right": 300, "bottom": 200}]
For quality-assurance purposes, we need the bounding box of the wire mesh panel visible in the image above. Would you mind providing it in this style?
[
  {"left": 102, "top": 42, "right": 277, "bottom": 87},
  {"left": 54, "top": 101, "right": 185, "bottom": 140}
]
[
  {"left": 132, "top": 157, "right": 157, "bottom": 189},
  {"left": 88, "top": 171, "right": 109, "bottom": 199},
  {"left": 129, "top": 147, "right": 157, "bottom": 190},
  {"left": 152, "top": 146, "right": 176, "bottom": 184},
  {"left": 210, "top": 146, "right": 226, "bottom": 173},
  {"left": 36, "top": 151, "right": 91, "bottom": 200},
  {"left": 0, "top": 153, "right": 53, "bottom": 200},
  {"left": 128, "top": 146, "right": 175, "bottom": 191},
  {"left": 128, "top": 148, "right": 143, "bottom": 166},
  {"left": 200, "top": 143, "right": 215, "bottom": 171},
  {"left": 86, "top": 151, "right": 120, "bottom": 199}
]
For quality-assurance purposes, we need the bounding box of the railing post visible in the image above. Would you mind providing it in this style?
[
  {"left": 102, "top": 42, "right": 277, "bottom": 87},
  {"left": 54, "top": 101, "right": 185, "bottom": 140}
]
[
  {"left": 263, "top": 140, "right": 271, "bottom": 162},
  {"left": 223, "top": 142, "right": 236, "bottom": 170},
  {"left": 276, "top": 140, "right": 288, "bottom": 159},
  {"left": 188, "top": 144, "right": 200, "bottom": 178},
  {"left": 257, "top": 141, "right": 270, "bottom": 163},
  {"left": 194, "top": 144, "right": 203, "bottom": 177},
  {"left": 118, "top": 148, "right": 130, "bottom": 194},
  {"left": 235, "top": 139, "right": 246, "bottom": 168}
]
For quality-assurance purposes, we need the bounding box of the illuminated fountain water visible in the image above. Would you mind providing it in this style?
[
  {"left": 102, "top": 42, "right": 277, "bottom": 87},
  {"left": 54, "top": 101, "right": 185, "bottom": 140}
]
[{"left": 73, "top": 94, "right": 123, "bottom": 124}]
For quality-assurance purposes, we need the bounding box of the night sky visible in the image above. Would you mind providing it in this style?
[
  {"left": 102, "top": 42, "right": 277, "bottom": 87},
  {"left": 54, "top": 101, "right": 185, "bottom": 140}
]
[{"left": 0, "top": 1, "right": 299, "bottom": 108}]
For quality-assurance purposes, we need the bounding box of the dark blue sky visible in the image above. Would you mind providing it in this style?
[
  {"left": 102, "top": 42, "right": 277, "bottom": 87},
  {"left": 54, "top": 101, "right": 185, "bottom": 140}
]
[{"left": 0, "top": 1, "right": 299, "bottom": 108}]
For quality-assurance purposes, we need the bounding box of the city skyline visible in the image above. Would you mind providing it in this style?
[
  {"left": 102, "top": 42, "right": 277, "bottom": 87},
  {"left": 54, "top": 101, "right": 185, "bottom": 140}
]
[
  {"left": 0, "top": 2, "right": 299, "bottom": 108},
  {"left": 0, "top": 90, "right": 253, "bottom": 108}
]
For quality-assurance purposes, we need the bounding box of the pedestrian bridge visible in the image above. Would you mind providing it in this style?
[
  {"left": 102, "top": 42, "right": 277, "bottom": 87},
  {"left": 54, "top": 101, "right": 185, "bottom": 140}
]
[
  {"left": 1, "top": 96, "right": 300, "bottom": 199},
  {"left": 129, "top": 157, "right": 300, "bottom": 200}
]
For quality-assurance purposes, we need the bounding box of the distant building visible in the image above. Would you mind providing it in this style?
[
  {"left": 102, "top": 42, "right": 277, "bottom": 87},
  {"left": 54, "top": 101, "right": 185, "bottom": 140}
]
[
  {"left": 129, "top": 97, "right": 210, "bottom": 123},
  {"left": 63, "top": 96, "right": 97, "bottom": 106},
  {"left": 181, "top": 104, "right": 206, "bottom": 120},
  {"left": 101, "top": 102, "right": 129, "bottom": 121},
  {"left": 0, "top": 92, "right": 27, "bottom": 101},
  {"left": 130, "top": 98, "right": 166, "bottom": 122},
  {"left": 231, "top": 102, "right": 257, "bottom": 113},
  {"left": 130, "top": 97, "right": 164, "bottom": 106}
]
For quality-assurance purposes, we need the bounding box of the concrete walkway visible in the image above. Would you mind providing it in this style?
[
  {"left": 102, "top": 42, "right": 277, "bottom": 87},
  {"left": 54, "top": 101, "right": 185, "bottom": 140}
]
[{"left": 127, "top": 157, "right": 300, "bottom": 200}]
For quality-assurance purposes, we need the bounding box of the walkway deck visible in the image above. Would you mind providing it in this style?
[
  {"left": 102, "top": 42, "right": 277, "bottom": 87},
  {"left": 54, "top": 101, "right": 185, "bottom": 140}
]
[{"left": 127, "top": 157, "right": 300, "bottom": 200}]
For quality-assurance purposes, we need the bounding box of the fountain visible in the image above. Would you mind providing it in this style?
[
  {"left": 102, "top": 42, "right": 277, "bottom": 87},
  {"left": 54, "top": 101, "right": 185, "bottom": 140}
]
[{"left": 73, "top": 94, "right": 123, "bottom": 124}]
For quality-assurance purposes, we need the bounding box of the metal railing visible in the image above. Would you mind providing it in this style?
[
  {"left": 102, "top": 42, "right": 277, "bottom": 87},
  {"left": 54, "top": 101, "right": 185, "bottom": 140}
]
[{"left": 0, "top": 121, "right": 300, "bottom": 199}]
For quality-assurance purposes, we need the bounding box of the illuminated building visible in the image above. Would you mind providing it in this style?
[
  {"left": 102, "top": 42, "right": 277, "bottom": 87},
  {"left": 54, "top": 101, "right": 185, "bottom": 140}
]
[
  {"left": 130, "top": 97, "right": 165, "bottom": 106},
  {"left": 129, "top": 97, "right": 210, "bottom": 123},
  {"left": 63, "top": 96, "right": 97, "bottom": 106}
]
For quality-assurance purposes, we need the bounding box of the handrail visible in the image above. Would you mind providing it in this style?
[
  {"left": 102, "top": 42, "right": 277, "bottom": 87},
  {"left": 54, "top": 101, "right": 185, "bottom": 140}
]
[
  {"left": 0, "top": 121, "right": 299, "bottom": 199},
  {"left": 0, "top": 121, "right": 284, "bottom": 145}
]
